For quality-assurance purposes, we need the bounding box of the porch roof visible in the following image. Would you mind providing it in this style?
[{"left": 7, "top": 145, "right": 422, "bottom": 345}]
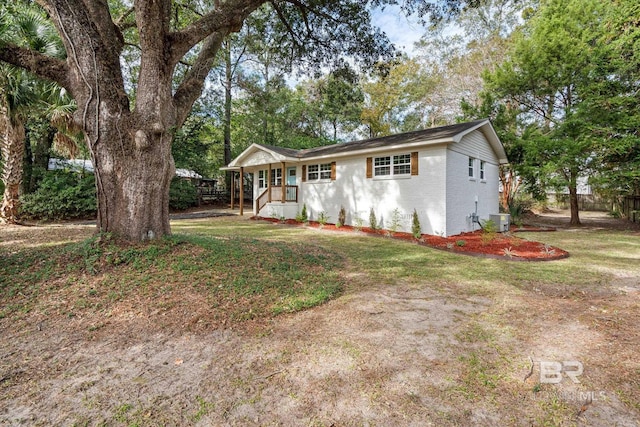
[{"left": 223, "top": 119, "right": 508, "bottom": 171}]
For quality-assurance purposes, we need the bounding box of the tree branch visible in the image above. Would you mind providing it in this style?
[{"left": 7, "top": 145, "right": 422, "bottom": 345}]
[
  {"left": 115, "top": 6, "right": 136, "bottom": 30},
  {"left": 173, "top": 32, "right": 226, "bottom": 127},
  {"left": 269, "top": 1, "right": 304, "bottom": 45},
  {"left": 167, "top": 0, "right": 265, "bottom": 66},
  {"left": 0, "top": 44, "right": 70, "bottom": 90}
]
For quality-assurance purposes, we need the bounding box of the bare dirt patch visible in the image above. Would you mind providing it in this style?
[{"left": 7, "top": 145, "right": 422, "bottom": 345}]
[{"left": 1, "top": 213, "right": 639, "bottom": 426}]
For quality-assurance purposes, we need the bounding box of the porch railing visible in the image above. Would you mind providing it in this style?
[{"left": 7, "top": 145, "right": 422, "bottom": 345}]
[{"left": 256, "top": 185, "right": 298, "bottom": 215}]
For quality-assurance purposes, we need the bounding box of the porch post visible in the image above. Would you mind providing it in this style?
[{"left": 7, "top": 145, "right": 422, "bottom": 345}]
[
  {"left": 230, "top": 172, "right": 235, "bottom": 209},
  {"left": 281, "top": 161, "right": 286, "bottom": 203},
  {"left": 268, "top": 164, "right": 272, "bottom": 203},
  {"left": 239, "top": 167, "right": 244, "bottom": 215}
]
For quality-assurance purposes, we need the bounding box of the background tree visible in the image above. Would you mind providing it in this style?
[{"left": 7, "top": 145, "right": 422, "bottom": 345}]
[
  {"left": 483, "top": 0, "right": 604, "bottom": 225},
  {"left": 0, "top": 68, "right": 32, "bottom": 223},
  {"left": 582, "top": 0, "right": 640, "bottom": 200},
  {"left": 413, "top": 0, "right": 531, "bottom": 125},
  {"left": 317, "top": 65, "right": 364, "bottom": 142},
  {"left": 360, "top": 58, "right": 423, "bottom": 137},
  {"left": 0, "top": 1, "right": 67, "bottom": 223}
]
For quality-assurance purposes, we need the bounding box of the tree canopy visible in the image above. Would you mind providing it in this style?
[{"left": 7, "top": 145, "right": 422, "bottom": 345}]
[{"left": 0, "top": 0, "right": 490, "bottom": 240}]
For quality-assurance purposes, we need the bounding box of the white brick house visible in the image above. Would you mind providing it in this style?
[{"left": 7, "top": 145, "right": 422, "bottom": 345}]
[{"left": 224, "top": 119, "right": 508, "bottom": 237}]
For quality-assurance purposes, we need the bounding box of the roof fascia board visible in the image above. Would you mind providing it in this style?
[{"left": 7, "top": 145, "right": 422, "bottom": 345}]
[
  {"left": 227, "top": 143, "right": 298, "bottom": 167},
  {"left": 453, "top": 120, "right": 509, "bottom": 164},
  {"left": 300, "top": 138, "right": 453, "bottom": 162}
]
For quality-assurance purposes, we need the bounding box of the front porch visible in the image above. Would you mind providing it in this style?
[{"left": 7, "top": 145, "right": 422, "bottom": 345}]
[
  {"left": 256, "top": 185, "right": 299, "bottom": 217},
  {"left": 222, "top": 144, "right": 305, "bottom": 217}
]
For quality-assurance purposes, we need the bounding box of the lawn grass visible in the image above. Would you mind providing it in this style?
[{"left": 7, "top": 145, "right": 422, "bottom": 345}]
[
  {"left": 1, "top": 216, "right": 639, "bottom": 424},
  {"left": 173, "top": 217, "right": 640, "bottom": 295},
  {"left": 3, "top": 217, "right": 637, "bottom": 324},
  {"left": 0, "top": 228, "right": 344, "bottom": 323}
]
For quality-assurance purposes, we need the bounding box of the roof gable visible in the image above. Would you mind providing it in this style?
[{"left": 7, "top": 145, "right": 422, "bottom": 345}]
[{"left": 226, "top": 143, "right": 299, "bottom": 168}]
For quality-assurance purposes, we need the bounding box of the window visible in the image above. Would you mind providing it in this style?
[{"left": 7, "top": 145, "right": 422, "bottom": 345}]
[
  {"left": 480, "top": 161, "right": 485, "bottom": 180},
  {"left": 308, "top": 164, "right": 319, "bottom": 180},
  {"left": 306, "top": 163, "right": 332, "bottom": 181},
  {"left": 367, "top": 153, "right": 417, "bottom": 179},
  {"left": 374, "top": 156, "right": 391, "bottom": 176},
  {"left": 258, "top": 170, "right": 267, "bottom": 188},
  {"left": 374, "top": 154, "right": 411, "bottom": 177},
  {"left": 270, "top": 168, "right": 282, "bottom": 186},
  {"left": 393, "top": 154, "right": 411, "bottom": 175},
  {"left": 468, "top": 157, "right": 476, "bottom": 179},
  {"left": 319, "top": 163, "right": 332, "bottom": 180}
]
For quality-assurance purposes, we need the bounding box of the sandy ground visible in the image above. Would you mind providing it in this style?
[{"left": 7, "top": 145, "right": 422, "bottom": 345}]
[{"left": 1, "top": 210, "right": 639, "bottom": 426}]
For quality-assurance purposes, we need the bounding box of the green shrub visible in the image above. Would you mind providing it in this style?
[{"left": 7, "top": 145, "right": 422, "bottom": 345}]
[
  {"left": 337, "top": 206, "right": 346, "bottom": 227},
  {"left": 411, "top": 209, "right": 422, "bottom": 239},
  {"left": 480, "top": 219, "right": 497, "bottom": 245},
  {"left": 508, "top": 195, "right": 535, "bottom": 223},
  {"left": 318, "top": 211, "right": 329, "bottom": 226},
  {"left": 296, "top": 204, "right": 309, "bottom": 223},
  {"left": 169, "top": 177, "right": 198, "bottom": 210},
  {"left": 353, "top": 216, "right": 363, "bottom": 231},
  {"left": 389, "top": 208, "right": 402, "bottom": 233},
  {"left": 20, "top": 170, "right": 97, "bottom": 220},
  {"left": 369, "top": 207, "right": 378, "bottom": 230}
]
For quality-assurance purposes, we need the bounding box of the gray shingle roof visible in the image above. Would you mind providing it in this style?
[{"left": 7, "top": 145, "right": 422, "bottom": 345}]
[{"left": 262, "top": 119, "right": 488, "bottom": 159}]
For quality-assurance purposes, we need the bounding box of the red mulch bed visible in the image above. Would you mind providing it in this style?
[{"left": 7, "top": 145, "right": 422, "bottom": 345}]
[{"left": 251, "top": 217, "right": 569, "bottom": 261}]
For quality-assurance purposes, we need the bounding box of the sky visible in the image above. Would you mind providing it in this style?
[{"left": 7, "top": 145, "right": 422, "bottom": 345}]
[{"left": 371, "top": 6, "right": 425, "bottom": 56}]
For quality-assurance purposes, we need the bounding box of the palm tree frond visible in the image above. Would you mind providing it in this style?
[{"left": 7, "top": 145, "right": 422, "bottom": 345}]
[{"left": 53, "top": 132, "right": 80, "bottom": 159}]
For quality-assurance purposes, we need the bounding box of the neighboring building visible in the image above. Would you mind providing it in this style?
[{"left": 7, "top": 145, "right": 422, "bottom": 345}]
[
  {"left": 224, "top": 119, "right": 508, "bottom": 237},
  {"left": 48, "top": 158, "right": 204, "bottom": 181},
  {"left": 546, "top": 176, "right": 612, "bottom": 212}
]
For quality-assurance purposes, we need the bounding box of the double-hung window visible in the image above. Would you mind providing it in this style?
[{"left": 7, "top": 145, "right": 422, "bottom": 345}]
[
  {"left": 258, "top": 170, "right": 267, "bottom": 188},
  {"left": 307, "top": 164, "right": 319, "bottom": 180},
  {"left": 319, "top": 163, "right": 332, "bottom": 179},
  {"left": 374, "top": 156, "right": 391, "bottom": 176},
  {"left": 374, "top": 154, "right": 411, "bottom": 177},
  {"left": 270, "top": 168, "right": 282, "bottom": 186},
  {"left": 367, "top": 152, "right": 418, "bottom": 179},
  {"left": 393, "top": 154, "right": 411, "bottom": 175},
  {"left": 468, "top": 157, "right": 476, "bottom": 179},
  {"left": 480, "top": 161, "right": 486, "bottom": 180},
  {"left": 306, "top": 163, "right": 333, "bottom": 181}
]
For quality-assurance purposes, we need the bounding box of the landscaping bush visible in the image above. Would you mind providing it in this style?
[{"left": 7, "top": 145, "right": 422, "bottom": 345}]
[
  {"left": 411, "top": 208, "right": 421, "bottom": 238},
  {"left": 508, "top": 194, "right": 536, "bottom": 225},
  {"left": 369, "top": 207, "right": 378, "bottom": 230},
  {"left": 296, "top": 204, "right": 309, "bottom": 222},
  {"left": 169, "top": 177, "right": 198, "bottom": 210},
  {"left": 337, "top": 206, "right": 346, "bottom": 227},
  {"left": 20, "top": 170, "right": 97, "bottom": 220}
]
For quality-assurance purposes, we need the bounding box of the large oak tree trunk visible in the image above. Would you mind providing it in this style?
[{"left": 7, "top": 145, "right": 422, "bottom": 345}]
[
  {"left": 1, "top": 0, "right": 262, "bottom": 240},
  {"left": 91, "top": 117, "right": 176, "bottom": 240},
  {"left": 0, "top": 107, "right": 25, "bottom": 223}
]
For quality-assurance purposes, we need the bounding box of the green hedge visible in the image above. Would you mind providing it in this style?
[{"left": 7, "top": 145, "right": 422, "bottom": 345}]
[
  {"left": 20, "top": 170, "right": 97, "bottom": 220},
  {"left": 20, "top": 171, "right": 199, "bottom": 220},
  {"left": 169, "top": 177, "right": 198, "bottom": 210}
]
